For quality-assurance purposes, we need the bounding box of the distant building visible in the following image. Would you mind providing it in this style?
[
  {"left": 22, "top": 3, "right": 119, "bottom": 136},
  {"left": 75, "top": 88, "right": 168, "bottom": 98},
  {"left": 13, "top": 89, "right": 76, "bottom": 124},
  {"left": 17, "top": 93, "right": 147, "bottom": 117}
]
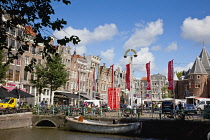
[{"left": 175, "top": 47, "right": 210, "bottom": 99}]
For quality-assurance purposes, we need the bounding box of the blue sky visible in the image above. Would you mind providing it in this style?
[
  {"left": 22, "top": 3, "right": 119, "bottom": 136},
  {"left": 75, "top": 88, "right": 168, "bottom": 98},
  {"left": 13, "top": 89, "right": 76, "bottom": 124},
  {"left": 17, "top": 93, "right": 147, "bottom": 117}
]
[{"left": 49, "top": 0, "right": 210, "bottom": 78}]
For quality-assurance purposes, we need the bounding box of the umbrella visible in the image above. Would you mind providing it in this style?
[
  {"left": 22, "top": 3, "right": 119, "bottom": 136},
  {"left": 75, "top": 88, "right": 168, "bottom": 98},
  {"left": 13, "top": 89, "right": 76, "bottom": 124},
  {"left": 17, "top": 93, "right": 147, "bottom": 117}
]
[
  {"left": 0, "top": 88, "right": 18, "bottom": 98},
  {"left": 10, "top": 88, "right": 34, "bottom": 98}
]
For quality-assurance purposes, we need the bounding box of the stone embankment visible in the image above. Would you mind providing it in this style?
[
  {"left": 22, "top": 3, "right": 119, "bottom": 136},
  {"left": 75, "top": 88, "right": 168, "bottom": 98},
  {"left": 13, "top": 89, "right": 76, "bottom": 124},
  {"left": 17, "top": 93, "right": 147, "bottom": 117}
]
[{"left": 0, "top": 112, "right": 32, "bottom": 130}]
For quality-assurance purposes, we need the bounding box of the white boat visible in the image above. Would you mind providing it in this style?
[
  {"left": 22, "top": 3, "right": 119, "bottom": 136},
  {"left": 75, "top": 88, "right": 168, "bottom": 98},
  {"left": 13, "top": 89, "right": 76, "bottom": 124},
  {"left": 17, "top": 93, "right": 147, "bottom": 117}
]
[{"left": 65, "top": 116, "right": 142, "bottom": 134}]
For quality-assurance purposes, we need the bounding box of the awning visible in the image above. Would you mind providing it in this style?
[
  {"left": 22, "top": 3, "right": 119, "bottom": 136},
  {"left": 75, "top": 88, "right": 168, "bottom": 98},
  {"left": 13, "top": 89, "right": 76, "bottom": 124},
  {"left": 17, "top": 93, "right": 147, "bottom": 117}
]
[
  {"left": 80, "top": 94, "right": 91, "bottom": 100},
  {"left": 10, "top": 88, "right": 34, "bottom": 98},
  {"left": 0, "top": 88, "right": 17, "bottom": 98},
  {"left": 54, "top": 92, "right": 79, "bottom": 99}
]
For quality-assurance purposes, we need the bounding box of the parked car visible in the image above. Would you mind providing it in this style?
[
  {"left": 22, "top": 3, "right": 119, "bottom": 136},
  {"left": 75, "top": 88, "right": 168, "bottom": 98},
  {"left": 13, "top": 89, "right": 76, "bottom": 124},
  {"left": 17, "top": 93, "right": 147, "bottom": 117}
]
[
  {"left": 161, "top": 101, "right": 174, "bottom": 114},
  {"left": 184, "top": 104, "right": 197, "bottom": 114},
  {"left": 196, "top": 99, "right": 210, "bottom": 110}
]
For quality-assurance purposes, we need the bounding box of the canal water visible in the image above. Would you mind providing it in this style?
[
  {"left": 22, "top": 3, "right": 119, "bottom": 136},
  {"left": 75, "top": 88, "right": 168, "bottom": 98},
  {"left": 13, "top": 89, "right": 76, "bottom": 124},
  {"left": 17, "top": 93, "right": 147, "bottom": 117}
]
[{"left": 0, "top": 127, "right": 162, "bottom": 140}]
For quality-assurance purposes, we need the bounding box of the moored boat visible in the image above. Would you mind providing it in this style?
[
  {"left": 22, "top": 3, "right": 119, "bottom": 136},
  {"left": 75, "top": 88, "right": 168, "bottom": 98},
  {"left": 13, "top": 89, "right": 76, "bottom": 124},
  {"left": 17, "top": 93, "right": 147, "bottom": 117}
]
[{"left": 65, "top": 116, "right": 142, "bottom": 134}]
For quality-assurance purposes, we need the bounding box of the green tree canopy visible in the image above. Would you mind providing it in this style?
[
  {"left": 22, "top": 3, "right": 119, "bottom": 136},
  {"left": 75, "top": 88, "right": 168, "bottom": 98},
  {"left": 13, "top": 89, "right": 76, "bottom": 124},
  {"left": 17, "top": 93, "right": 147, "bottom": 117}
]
[{"left": 31, "top": 54, "right": 68, "bottom": 94}]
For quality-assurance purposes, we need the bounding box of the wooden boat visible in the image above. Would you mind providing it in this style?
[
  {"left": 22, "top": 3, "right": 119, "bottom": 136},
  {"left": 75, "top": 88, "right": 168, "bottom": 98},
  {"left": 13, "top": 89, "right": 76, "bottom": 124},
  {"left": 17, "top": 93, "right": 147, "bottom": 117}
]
[{"left": 65, "top": 116, "right": 142, "bottom": 134}]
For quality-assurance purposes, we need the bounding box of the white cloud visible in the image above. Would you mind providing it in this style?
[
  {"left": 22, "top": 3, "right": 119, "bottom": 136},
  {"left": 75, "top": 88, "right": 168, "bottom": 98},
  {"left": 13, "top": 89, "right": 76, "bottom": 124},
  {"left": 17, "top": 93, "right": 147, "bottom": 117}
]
[
  {"left": 165, "top": 42, "right": 178, "bottom": 52},
  {"left": 123, "top": 19, "right": 164, "bottom": 50},
  {"left": 174, "top": 62, "right": 193, "bottom": 72},
  {"left": 71, "top": 45, "right": 86, "bottom": 56},
  {"left": 53, "top": 24, "right": 118, "bottom": 45},
  {"left": 151, "top": 45, "right": 161, "bottom": 51},
  {"left": 100, "top": 48, "right": 115, "bottom": 65},
  {"left": 181, "top": 16, "right": 210, "bottom": 44},
  {"left": 119, "top": 47, "right": 155, "bottom": 73}
]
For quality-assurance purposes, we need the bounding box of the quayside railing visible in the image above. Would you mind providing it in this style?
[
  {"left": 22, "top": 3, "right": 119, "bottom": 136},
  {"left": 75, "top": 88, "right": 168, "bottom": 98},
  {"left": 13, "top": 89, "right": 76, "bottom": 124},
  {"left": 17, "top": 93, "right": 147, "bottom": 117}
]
[{"left": 31, "top": 106, "right": 210, "bottom": 121}]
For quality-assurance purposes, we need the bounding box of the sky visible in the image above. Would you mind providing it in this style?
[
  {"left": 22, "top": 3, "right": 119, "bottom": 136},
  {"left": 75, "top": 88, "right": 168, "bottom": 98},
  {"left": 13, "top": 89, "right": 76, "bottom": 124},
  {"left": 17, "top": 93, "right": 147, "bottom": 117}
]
[{"left": 47, "top": 0, "right": 210, "bottom": 79}]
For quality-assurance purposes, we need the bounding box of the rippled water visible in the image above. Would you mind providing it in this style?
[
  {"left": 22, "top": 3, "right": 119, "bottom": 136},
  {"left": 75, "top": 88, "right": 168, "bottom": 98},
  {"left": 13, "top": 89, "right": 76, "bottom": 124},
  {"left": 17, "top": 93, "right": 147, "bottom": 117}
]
[{"left": 0, "top": 127, "right": 162, "bottom": 140}]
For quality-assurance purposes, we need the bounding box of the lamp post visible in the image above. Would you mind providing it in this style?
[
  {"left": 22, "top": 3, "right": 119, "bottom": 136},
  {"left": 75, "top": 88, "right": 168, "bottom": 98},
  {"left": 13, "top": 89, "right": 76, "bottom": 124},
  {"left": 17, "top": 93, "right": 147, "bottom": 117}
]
[{"left": 124, "top": 49, "right": 138, "bottom": 107}]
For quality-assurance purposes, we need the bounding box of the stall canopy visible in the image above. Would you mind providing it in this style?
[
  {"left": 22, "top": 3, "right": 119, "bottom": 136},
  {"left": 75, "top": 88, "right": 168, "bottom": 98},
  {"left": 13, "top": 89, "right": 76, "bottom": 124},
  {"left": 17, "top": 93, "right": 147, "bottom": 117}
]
[
  {"left": 54, "top": 92, "right": 79, "bottom": 99},
  {"left": 10, "top": 88, "right": 34, "bottom": 98},
  {"left": 79, "top": 92, "right": 91, "bottom": 100},
  {"left": 0, "top": 88, "right": 17, "bottom": 98}
]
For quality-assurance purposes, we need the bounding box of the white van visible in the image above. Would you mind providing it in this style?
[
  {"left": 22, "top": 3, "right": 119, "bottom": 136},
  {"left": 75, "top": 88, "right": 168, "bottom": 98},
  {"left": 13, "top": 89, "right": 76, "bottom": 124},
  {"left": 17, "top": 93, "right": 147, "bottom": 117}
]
[
  {"left": 84, "top": 100, "right": 101, "bottom": 107},
  {"left": 196, "top": 98, "right": 210, "bottom": 110}
]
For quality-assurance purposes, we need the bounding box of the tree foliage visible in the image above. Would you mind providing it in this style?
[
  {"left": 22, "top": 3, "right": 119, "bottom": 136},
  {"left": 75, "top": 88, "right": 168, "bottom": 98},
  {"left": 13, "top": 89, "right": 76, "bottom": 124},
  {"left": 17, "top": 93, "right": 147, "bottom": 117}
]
[
  {"left": 31, "top": 54, "right": 69, "bottom": 94},
  {"left": 0, "top": 50, "right": 9, "bottom": 83},
  {"left": 176, "top": 71, "right": 186, "bottom": 79},
  {"left": 0, "top": 0, "right": 80, "bottom": 72}
]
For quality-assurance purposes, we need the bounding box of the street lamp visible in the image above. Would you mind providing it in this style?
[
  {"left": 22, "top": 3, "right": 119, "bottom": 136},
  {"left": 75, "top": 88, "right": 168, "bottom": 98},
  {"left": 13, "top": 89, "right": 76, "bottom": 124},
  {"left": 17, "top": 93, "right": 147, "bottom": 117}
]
[{"left": 124, "top": 49, "right": 138, "bottom": 107}]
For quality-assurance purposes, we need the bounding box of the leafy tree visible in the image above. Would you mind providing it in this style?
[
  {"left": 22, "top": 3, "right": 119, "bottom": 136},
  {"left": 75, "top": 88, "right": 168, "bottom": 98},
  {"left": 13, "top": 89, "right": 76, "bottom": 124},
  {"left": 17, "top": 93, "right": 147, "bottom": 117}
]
[
  {"left": 176, "top": 71, "right": 185, "bottom": 79},
  {"left": 30, "top": 65, "right": 49, "bottom": 97},
  {"left": 31, "top": 54, "right": 69, "bottom": 99},
  {"left": 0, "top": 50, "right": 9, "bottom": 83},
  {"left": 0, "top": 0, "right": 80, "bottom": 72},
  {"left": 45, "top": 54, "right": 69, "bottom": 92}
]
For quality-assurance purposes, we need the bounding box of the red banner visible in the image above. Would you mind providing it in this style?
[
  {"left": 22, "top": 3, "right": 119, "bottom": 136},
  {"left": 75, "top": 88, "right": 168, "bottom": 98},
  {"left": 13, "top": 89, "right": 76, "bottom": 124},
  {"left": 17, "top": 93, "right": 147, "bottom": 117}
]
[
  {"left": 168, "top": 60, "right": 174, "bottom": 90},
  {"left": 108, "top": 87, "right": 120, "bottom": 110},
  {"left": 110, "top": 65, "right": 114, "bottom": 88},
  {"left": 146, "top": 62, "right": 151, "bottom": 90},
  {"left": 126, "top": 64, "right": 130, "bottom": 91}
]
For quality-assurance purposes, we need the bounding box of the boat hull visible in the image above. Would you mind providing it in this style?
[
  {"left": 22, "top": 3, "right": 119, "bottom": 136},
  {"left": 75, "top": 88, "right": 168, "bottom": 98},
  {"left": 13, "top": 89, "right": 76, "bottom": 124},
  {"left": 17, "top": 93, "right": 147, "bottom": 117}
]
[{"left": 66, "top": 117, "right": 141, "bottom": 134}]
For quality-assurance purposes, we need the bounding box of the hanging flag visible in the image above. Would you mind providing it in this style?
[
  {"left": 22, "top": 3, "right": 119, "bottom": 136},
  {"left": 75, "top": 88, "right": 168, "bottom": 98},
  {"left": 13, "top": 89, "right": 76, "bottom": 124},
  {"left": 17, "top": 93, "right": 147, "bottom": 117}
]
[
  {"left": 168, "top": 59, "right": 174, "bottom": 90},
  {"left": 110, "top": 65, "right": 114, "bottom": 88},
  {"left": 126, "top": 64, "right": 130, "bottom": 91},
  {"left": 92, "top": 68, "right": 96, "bottom": 91},
  {"left": 146, "top": 62, "right": 151, "bottom": 90}
]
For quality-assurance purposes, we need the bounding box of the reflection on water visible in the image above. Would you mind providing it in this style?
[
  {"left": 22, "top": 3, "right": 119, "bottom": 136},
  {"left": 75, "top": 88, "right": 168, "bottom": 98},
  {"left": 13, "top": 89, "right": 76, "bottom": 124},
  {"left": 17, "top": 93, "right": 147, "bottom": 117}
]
[{"left": 0, "top": 127, "right": 161, "bottom": 140}]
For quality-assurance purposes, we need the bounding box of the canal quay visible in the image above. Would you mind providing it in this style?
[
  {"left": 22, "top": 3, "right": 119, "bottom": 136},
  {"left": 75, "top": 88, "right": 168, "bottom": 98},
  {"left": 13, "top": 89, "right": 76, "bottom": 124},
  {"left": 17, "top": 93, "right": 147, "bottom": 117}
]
[{"left": 0, "top": 108, "right": 210, "bottom": 140}]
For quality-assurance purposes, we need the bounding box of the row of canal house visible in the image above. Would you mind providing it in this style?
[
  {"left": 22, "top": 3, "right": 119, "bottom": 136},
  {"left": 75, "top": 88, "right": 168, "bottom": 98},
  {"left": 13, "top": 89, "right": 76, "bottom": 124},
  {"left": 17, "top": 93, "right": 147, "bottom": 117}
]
[{"left": 1, "top": 22, "right": 142, "bottom": 106}]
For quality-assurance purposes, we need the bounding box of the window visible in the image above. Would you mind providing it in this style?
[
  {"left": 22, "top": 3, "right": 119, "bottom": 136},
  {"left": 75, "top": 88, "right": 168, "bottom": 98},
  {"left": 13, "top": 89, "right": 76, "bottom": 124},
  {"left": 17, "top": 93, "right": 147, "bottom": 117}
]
[
  {"left": 8, "top": 69, "right": 13, "bottom": 81},
  {"left": 197, "top": 75, "right": 200, "bottom": 79},
  {"left": 31, "top": 72, "right": 35, "bottom": 80},
  {"left": 17, "top": 29, "right": 22, "bottom": 36},
  {"left": 16, "top": 57, "right": 21, "bottom": 65},
  {"left": 190, "top": 75, "right": 193, "bottom": 79},
  {"left": 10, "top": 28, "right": 15, "bottom": 35},
  {"left": 25, "top": 56, "right": 29, "bottom": 65},
  {"left": 24, "top": 71, "right": 28, "bottom": 81},
  {"left": 38, "top": 48, "right": 42, "bottom": 55},
  {"left": 10, "top": 39, "right": 15, "bottom": 49},
  {"left": 32, "top": 47, "right": 36, "bottom": 54},
  {"left": 17, "top": 41, "right": 21, "bottom": 50},
  {"left": 38, "top": 59, "right": 41, "bottom": 67},
  {"left": 194, "top": 83, "right": 201, "bottom": 88},
  {"left": 15, "top": 70, "right": 20, "bottom": 81}
]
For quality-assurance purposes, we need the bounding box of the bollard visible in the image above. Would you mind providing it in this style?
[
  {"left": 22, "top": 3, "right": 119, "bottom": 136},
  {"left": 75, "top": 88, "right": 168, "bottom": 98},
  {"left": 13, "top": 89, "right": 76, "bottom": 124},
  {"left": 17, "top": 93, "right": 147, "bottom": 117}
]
[
  {"left": 68, "top": 106, "right": 70, "bottom": 116},
  {"left": 83, "top": 107, "right": 86, "bottom": 116},
  {"left": 52, "top": 106, "right": 55, "bottom": 115},
  {"left": 37, "top": 106, "right": 40, "bottom": 115},
  {"left": 100, "top": 108, "right": 102, "bottom": 117},
  {"left": 138, "top": 112, "right": 140, "bottom": 119},
  {"left": 159, "top": 110, "right": 161, "bottom": 120},
  {"left": 118, "top": 109, "right": 121, "bottom": 117}
]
